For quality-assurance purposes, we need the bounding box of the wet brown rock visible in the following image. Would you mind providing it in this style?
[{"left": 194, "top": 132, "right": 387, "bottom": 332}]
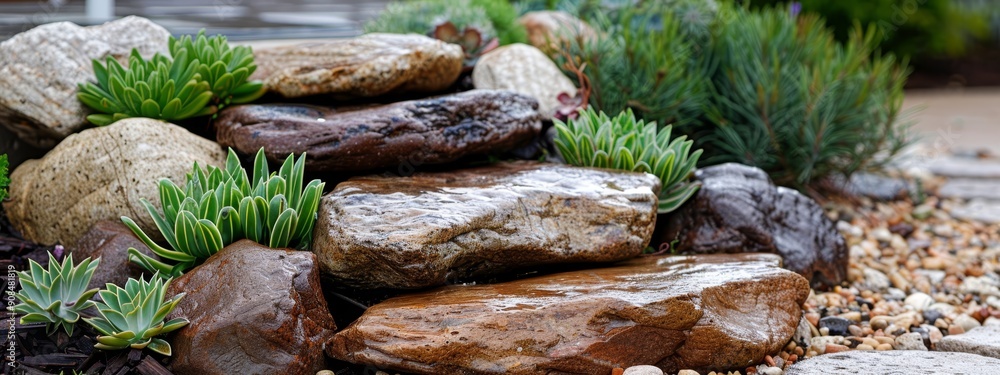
[
  {"left": 313, "top": 161, "right": 660, "bottom": 289},
  {"left": 167, "top": 240, "right": 336, "bottom": 375},
  {"left": 327, "top": 253, "right": 810, "bottom": 374},
  {"left": 70, "top": 221, "right": 156, "bottom": 290},
  {"left": 250, "top": 33, "right": 463, "bottom": 98},
  {"left": 659, "top": 163, "right": 848, "bottom": 289},
  {"left": 215, "top": 90, "right": 542, "bottom": 172},
  {"left": 519, "top": 11, "right": 598, "bottom": 52},
  {"left": 3, "top": 118, "right": 226, "bottom": 247},
  {"left": 0, "top": 16, "right": 170, "bottom": 148}
]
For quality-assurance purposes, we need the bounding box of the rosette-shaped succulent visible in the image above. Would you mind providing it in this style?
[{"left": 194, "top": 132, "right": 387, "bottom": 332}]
[
  {"left": 13, "top": 253, "right": 100, "bottom": 336},
  {"left": 85, "top": 274, "right": 188, "bottom": 356}
]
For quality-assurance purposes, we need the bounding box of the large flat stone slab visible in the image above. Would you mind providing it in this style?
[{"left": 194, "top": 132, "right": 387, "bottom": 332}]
[
  {"left": 950, "top": 199, "right": 1000, "bottom": 224},
  {"left": 938, "top": 178, "right": 1000, "bottom": 200},
  {"left": 785, "top": 350, "right": 1000, "bottom": 375},
  {"left": 215, "top": 90, "right": 542, "bottom": 172},
  {"left": 937, "top": 326, "right": 1000, "bottom": 359},
  {"left": 249, "top": 33, "right": 463, "bottom": 98},
  {"left": 313, "top": 162, "right": 661, "bottom": 289},
  {"left": 0, "top": 16, "right": 170, "bottom": 148},
  {"left": 328, "top": 253, "right": 810, "bottom": 374},
  {"left": 927, "top": 157, "right": 1000, "bottom": 179}
]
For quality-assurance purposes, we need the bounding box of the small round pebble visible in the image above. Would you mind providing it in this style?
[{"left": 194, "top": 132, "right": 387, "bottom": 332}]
[
  {"left": 904, "top": 292, "right": 933, "bottom": 311},
  {"left": 677, "top": 370, "right": 700, "bottom": 375},
  {"left": 876, "top": 343, "right": 893, "bottom": 350},
  {"left": 622, "top": 365, "right": 663, "bottom": 375},
  {"left": 954, "top": 314, "right": 982, "bottom": 332},
  {"left": 894, "top": 332, "right": 928, "bottom": 351},
  {"left": 316, "top": 371, "right": 335, "bottom": 375}
]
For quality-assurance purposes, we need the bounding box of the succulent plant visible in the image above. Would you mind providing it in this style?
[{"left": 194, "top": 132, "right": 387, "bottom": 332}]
[
  {"left": 13, "top": 253, "right": 100, "bottom": 336},
  {"left": 84, "top": 274, "right": 188, "bottom": 356},
  {"left": 554, "top": 108, "right": 703, "bottom": 214},
  {"left": 77, "top": 49, "right": 216, "bottom": 126},
  {"left": 432, "top": 21, "right": 499, "bottom": 70},
  {"left": 169, "top": 30, "right": 266, "bottom": 107},
  {"left": 122, "top": 148, "right": 325, "bottom": 278},
  {"left": 0, "top": 153, "right": 8, "bottom": 201}
]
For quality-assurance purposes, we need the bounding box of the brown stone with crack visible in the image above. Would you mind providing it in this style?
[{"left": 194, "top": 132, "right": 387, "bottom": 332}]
[
  {"left": 313, "top": 161, "right": 661, "bottom": 289},
  {"left": 214, "top": 90, "right": 542, "bottom": 172},
  {"left": 250, "top": 33, "right": 463, "bottom": 98},
  {"left": 327, "top": 253, "right": 810, "bottom": 374},
  {"left": 70, "top": 220, "right": 156, "bottom": 290},
  {"left": 167, "top": 240, "right": 337, "bottom": 375}
]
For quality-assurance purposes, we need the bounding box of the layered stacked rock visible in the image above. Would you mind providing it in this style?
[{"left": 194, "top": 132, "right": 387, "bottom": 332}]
[
  {"left": 659, "top": 163, "right": 848, "bottom": 289},
  {"left": 312, "top": 162, "right": 661, "bottom": 289},
  {"left": 0, "top": 16, "right": 170, "bottom": 148},
  {"left": 328, "top": 253, "right": 811, "bottom": 374},
  {"left": 249, "top": 33, "right": 463, "bottom": 98},
  {"left": 3, "top": 118, "right": 226, "bottom": 247},
  {"left": 215, "top": 90, "right": 542, "bottom": 172}
]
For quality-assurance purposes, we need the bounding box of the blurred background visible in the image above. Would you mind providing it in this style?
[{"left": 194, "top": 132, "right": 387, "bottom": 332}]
[{"left": 1, "top": 0, "right": 999, "bottom": 152}]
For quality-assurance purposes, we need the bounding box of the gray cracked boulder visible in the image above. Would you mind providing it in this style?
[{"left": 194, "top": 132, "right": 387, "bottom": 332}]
[
  {"left": 215, "top": 90, "right": 542, "bottom": 172},
  {"left": 0, "top": 16, "right": 170, "bottom": 148},
  {"left": 312, "top": 161, "right": 661, "bottom": 289}
]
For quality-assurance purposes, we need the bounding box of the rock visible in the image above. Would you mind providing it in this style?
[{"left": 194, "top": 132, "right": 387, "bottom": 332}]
[
  {"left": 167, "top": 240, "right": 337, "bottom": 375},
  {"left": 250, "top": 33, "right": 463, "bottom": 98},
  {"left": 939, "top": 178, "right": 1000, "bottom": 200},
  {"left": 960, "top": 276, "right": 1000, "bottom": 296},
  {"left": 313, "top": 161, "right": 660, "bottom": 289},
  {"left": 794, "top": 317, "right": 812, "bottom": 346},
  {"left": 938, "top": 326, "right": 1000, "bottom": 359},
  {"left": 904, "top": 292, "right": 934, "bottom": 311},
  {"left": 518, "top": 11, "right": 598, "bottom": 52},
  {"left": 785, "top": 351, "right": 1000, "bottom": 375},
  {"left": 927, "top": 157, "right": 1000, "bottom": 178},
  {"left": 215, "top": 90, "right": 542, "bottom": 172},
  {"left": 677, "top": 370, "right": 700, "bottom": 375},
  {"left": 3, "top": 118, "right": 226, "bottom": 247},
  {"left": 923, "top": 310, "right": 943, "bottom": 325},
  {"left": 894, "top": 332, "right": 927, "bottom": 351},
  {"left": 860, "top": 268, "right": 890, "bottom": 292},
  {"left": 623, "top": 365, "right": 665, "bottom": 375},
  {"left": 818, "top": 316, "right": 851, "bottom": 337},
  {"left": 951, "top": 200, "right": 1000, "bottom": 225},
  {"left": 0, "top": 16, "right": 170, "bottom": 148},
  {"left": 954, "top": 314, "right": 983, "bottom": 332},
  {"left": 327, "top": 253, "right": 810, "bottom": 374},
  {"left": 659, "top": 163, "right": 848, "bottom": 289},
  {"left": 472, "top": 44, "right": 576, "bottom": 119},
  {"left": 70, "top": 221, "right": 156, "bottom": 290},
  {"left": 834, "top": 173, "right": 909, "bottom": 200}
]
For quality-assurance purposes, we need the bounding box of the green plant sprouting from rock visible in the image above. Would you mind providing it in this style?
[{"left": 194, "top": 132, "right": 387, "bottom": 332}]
[
  {"left": 77, "top": 50, "right": 215, "bottom": 126},
  {"left": 13, "top": 252, "right": 100, "bottom": 336},
  {"left": 0, "top": 153, "right": 8, "bottom": 201},
  {"left": 84, "top": 274, "right": 188, "bottom": 356},
  {"left": 168, "top": 31, "right": 266, "bottom": 107},
  {"left": 366, "top": 0, "right": 527, "bottom": 48},
  {"left": 122, "top": 148, "right": 325, "bottom": 278},
  {"left": 554, "top": 108, "right": 703, "bottom": 214},
  {"left": 78, "top": 30, "right": 265, "bottom": 126}
]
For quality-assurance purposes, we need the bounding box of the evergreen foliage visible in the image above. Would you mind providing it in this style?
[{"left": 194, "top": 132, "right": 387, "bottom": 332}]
[{"left": 366, "top": 0, "right": 527, "bottom": 46}]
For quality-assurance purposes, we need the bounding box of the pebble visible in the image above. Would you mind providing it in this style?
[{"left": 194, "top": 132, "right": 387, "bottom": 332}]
[
  {"left": 985, "top": 317, "right": 1000, "bottom": 327},
  {"left": 904, "top": 292, "right": 934, "bottom": 310},
  {"left": 932, "top": 223, "right": 954, "bottom": 237},
  {"left": 819, "top": 316, "right": 851, "bottom": 337},
  {"left": 848, "top": 325, "right": 864, "bottom": 337},
  {"left": 677, "top": 370, "right": 699, "bottom": 375},
  {"left": 317, "top": 371, "right": 334, "bottom": 375},
  {"left": 928, "top": 302, "right": 956, "bottom": 315},
  {"left": 894, "top": 332, "right": 927, "bottom": 350},
  {"left": 923, "top": 324, "right": 943, "bottom": 346},
  {"left": 873, "top": 227, "right": 892, "bottom": 242},
  {"left": 856, "top": 344, "right": 875, "bottom": 350},
  {"left": 948, "top": 325, "right": 966, "bottom": 335},
  {"left": 825, "top": 343, "right": 850, "bottom": 354},
  {"left": 876, "top": 343, "right": 893, "bottom": 350},
  {"left": 954, "top": 314, "right": 982, "bottom": 331},
  {"left": 960, "top": 276, "right": 1000, "bottom": 296},
  {"left": 922, "top": 309, "right": 943, "bottom": 325},
  {"left": 759, "top": 366, "right": 782, "bottom": 375},
  {"left": 622, "top": 365, "right": 663, "bottom": 375}
]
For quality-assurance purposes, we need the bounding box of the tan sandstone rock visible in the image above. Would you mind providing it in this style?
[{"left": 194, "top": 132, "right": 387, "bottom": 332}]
[
  {"left": 313, "top": 161, "right": 661, "bottom": 289},
  {"left": 328, "top": 253, "right": 811, "bottom": 374},
  {"left": 0, "top": 16, "right": 170, "bottom": 148},
  {"left": 250, "top": 33, "right": 464, "bottom": 98},
  {"left": 473, "top": 44, "right": 577, "bottom": 119},
  {"left": 3, "top": 118, "right": 226, "bottom": 247}
]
